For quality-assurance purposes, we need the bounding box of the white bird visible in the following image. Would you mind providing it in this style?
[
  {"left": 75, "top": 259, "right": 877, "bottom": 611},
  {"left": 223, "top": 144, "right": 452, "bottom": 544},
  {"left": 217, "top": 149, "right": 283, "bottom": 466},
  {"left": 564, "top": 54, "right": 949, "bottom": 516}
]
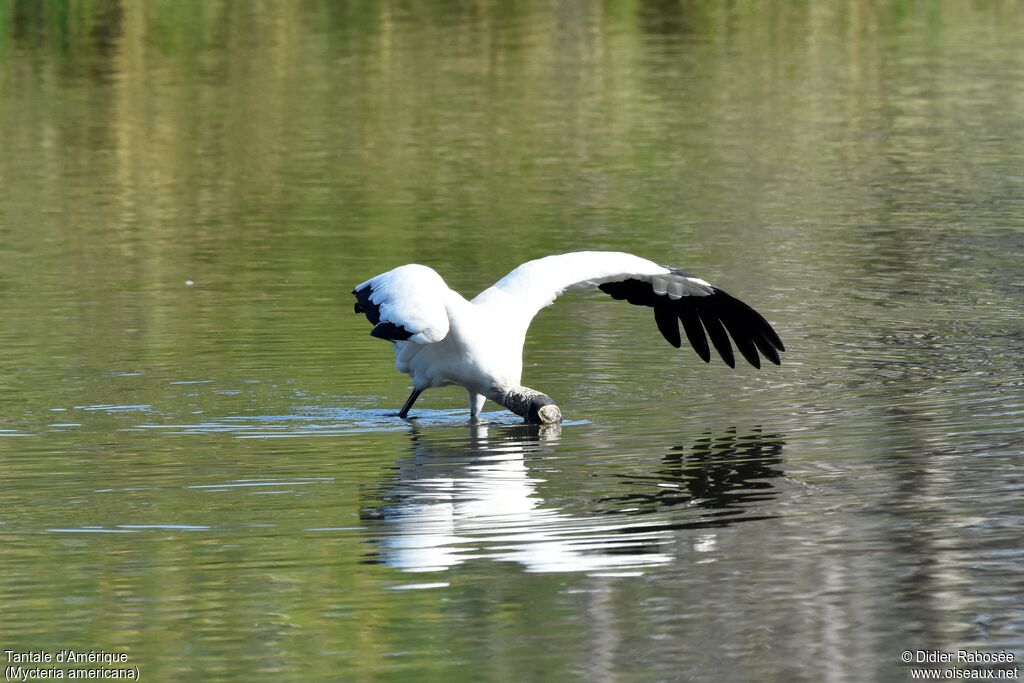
[{"left": 353, "top": 251, "right": 784, "bottom": 423}]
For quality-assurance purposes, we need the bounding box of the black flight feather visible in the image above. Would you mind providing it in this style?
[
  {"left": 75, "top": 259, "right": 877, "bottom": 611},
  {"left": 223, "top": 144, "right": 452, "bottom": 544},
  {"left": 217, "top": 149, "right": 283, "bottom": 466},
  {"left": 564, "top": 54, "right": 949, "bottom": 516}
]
[
  {"left": 653, "top": 300, "right": 681, "bottom": 348},
  {"left": 718, "top": 313, "right": 761, "bottom": 368},
  {"left": 694, "top": 299, "right": 735, "bottom": 368},
  {"left": 597, "top": 275, "right": 784, "bottom": 369},
  {"left": 677, "top": 305, "right": 711, "bottom": 363},
  {"left": 599, "top": 280, "right": 657, "bottom": 307},
  {"left": 353, "top": 286, "right": 381, "bottom": 325},
  {"left": 370, "top": 321, "right": 412, "bottom": 341},
  {"left": 751, "top": 334, "right": 781, "bottom": 366},
  {"left": 710, "top": 295, "right": 762, "bottom": 369},
  {"left": 714, "top": 288, "right": 784, "bottom": 352},
  {"left": 713, "top": 289, "right": 783, "bottom": 365}
]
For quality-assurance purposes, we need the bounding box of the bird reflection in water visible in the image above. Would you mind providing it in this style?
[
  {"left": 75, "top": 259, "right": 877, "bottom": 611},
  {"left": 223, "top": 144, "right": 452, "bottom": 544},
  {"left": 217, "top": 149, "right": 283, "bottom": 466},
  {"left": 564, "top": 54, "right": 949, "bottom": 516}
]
[
  {"left": 360, "top": 425, "right": 785, "bottom": 573},
  {"left": 596, "top": 428, "right": 786, "bottom": 529}
]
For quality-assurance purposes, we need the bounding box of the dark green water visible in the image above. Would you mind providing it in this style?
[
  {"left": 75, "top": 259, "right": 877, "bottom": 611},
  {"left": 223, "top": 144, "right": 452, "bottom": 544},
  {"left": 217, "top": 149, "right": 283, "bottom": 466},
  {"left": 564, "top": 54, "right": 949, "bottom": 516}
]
[{"left": 2, "top": 2, "right": 1022, "bottom": 681}]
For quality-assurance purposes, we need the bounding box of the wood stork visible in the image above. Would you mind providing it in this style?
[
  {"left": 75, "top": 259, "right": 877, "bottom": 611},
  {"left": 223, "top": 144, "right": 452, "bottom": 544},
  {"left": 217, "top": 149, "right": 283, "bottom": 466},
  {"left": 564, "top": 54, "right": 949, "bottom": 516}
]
[{"left": 353, "top": 251, "right": 784, "bottom": 424}]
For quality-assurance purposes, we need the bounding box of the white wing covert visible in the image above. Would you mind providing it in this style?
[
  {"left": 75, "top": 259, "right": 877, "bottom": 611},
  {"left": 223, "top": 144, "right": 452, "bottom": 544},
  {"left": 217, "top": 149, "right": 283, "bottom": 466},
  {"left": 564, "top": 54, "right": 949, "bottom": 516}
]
[{"left": 353, "top": 264, "right": 450, "bottom": 344}]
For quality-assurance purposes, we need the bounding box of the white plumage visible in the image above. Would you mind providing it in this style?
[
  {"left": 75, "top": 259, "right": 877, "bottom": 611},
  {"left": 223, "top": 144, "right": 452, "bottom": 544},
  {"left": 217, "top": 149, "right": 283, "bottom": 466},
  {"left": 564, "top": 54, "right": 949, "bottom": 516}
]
[
  {"left": 356, "top": 264, "right": 451, "bottom": 344},
  {"left": 353, "top": 251, "right": 784, "bottom": 422}
]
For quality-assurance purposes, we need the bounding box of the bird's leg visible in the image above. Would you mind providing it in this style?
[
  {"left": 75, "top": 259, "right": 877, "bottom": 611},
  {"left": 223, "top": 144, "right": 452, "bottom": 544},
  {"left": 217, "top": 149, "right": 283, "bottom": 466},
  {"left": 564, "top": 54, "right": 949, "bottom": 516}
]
[
  {"left": 398, "top": 389, "right": 423, "bottom": 418},
  {"left": 468, "top": 392, "right": 487, "bottom": 422},
  {"left": 487, "top": 386, "right": 561, "bottom": 425}
]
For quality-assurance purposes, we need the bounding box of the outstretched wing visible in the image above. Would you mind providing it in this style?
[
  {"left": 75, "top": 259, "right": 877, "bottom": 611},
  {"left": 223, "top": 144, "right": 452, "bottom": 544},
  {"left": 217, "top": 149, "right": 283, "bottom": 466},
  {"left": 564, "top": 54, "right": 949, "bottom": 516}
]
[
  {"left": 474, "top": 251, "right": 784, "bottom": 368},
  {"left": 353, "top": 264, "right": 451, "bottom": 343}
]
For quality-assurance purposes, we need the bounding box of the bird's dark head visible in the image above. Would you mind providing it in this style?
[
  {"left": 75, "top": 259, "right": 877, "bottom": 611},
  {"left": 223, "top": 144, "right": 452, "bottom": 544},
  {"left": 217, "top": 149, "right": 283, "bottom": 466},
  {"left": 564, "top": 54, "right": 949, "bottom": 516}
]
[{"left": 529, "top": 402, "right": 561, "bottom": 425}]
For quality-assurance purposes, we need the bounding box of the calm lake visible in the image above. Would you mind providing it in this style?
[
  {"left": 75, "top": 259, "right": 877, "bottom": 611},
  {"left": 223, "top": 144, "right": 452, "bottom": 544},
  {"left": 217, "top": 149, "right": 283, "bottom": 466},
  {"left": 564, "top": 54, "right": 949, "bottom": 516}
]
[{"left": 1, "top": 1, "right": 1022, "bottom": 681}]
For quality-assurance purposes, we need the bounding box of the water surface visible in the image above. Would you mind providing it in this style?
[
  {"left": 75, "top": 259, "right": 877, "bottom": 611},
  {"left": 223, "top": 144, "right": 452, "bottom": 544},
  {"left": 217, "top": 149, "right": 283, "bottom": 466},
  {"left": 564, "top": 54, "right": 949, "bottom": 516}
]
[{"left": 1, "top": 2, "right": 1022, "bottom": 681}]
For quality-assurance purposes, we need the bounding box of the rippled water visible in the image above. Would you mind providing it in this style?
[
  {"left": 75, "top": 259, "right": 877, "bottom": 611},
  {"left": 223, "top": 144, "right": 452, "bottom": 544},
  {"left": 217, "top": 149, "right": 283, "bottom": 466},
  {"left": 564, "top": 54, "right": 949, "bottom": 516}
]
[{"left": 2, "top": 2, "right": 1023, "bottom": 681}]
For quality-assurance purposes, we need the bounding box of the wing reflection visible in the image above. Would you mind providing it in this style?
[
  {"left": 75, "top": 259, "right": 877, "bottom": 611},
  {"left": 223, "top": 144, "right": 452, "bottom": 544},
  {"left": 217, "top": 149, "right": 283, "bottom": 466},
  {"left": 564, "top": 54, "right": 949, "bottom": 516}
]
[
  {"left": 597, "top": 428, "right": 786, "bottom": 529},
  {"left": 361, "top": 425, "right": 785, "bottom": 573},
  {"left": 361, "top": 423, "right": 674, "bottom": 573}
]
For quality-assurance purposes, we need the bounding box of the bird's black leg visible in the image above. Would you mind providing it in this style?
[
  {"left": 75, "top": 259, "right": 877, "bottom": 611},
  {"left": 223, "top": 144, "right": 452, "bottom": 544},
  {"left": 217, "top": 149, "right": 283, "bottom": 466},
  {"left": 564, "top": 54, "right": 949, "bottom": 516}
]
[{"left": 398, "top": 389, "right": 423, "bottom": 419}]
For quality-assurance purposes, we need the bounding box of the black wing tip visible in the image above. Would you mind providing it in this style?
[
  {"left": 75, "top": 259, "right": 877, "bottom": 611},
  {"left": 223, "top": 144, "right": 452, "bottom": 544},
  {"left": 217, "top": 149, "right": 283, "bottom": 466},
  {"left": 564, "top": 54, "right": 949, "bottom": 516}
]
[
  {"left": 712, "top": 287, "right": 785, "bottom": 351},
  {"left": 370, "top": 322, "right": 413, "bottom": 341},
  {"left": 686, "top": 290, "right": 783, "bottom": 368},
  {"left": 353, "top": 285, "right": 382, "bottom": 325},
  {"left": 707, "top": 287, "right": 786, "bottom": 365},
  {"left": 600, "top": 277, "right": 785, "bottom": 367}
]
